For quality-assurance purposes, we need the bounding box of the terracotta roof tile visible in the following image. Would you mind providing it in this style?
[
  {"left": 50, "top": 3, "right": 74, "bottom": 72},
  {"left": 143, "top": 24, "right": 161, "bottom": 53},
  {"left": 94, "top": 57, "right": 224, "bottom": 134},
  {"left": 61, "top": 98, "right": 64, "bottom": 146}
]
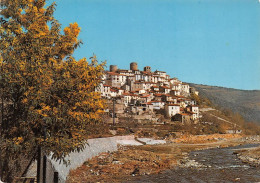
[{"left": 167, "top": 104, "right": 180, "bottom": 106}]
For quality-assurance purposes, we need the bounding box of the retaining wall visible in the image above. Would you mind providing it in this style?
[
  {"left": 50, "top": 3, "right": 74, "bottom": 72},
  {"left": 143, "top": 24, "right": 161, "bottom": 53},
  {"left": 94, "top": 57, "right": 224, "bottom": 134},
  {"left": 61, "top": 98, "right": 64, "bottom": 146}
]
[{"left": 46, "top": 135, "right": 135, "bottom": 183}]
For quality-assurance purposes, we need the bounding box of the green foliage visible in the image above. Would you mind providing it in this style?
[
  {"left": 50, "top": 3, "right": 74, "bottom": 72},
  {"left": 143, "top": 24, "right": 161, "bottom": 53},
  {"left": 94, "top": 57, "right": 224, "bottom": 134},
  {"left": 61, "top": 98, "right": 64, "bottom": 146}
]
[
  {"left": 190, "top": 93, "right": 212, "bottom": 106},
  {"left": 190, "top": 93, "right": 201, "bottom": 105},
  {"left": 0, "top": 0, "right": 105, "bottom": 180}
]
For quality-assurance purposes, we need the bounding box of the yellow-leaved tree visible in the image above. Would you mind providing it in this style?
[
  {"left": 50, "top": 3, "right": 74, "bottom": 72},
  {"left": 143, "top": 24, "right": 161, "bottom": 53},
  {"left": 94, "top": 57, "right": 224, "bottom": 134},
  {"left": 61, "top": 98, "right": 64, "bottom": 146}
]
[{"left": 0, "top": 0, "right": 105, "bottom": 181}]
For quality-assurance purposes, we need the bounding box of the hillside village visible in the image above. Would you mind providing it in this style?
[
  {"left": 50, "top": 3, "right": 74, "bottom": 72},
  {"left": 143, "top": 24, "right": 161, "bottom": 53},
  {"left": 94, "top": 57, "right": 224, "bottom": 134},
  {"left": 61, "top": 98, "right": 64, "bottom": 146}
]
[{"left": 96, "top": 62, "right": 200, "bottom": 124}]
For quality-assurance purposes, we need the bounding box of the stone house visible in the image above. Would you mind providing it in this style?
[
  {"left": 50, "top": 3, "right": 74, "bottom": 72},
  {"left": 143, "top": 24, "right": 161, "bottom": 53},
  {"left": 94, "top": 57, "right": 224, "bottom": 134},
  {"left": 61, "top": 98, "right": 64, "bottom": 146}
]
[
  {"left": 181, "top": 83, "right": 190, "bottom": 96},
  {"left": 170, "top": 90, "right": 180, "bottom": 96},
  {"left": 159, "top": 85, "right": 171, "bottom": 94},
  {"left": 138, "top": 95, "right": 150, "bottom": 104},
  {"left": 110, "top": 88, "right": 117, "bottom": 97},
  {"left": 132, "top": 82, "right": 145, "bottom": 91},
  {"left": 172, "top": 113, "right": 193, "bottom": 124},
  {"left": 154, "top": 70, "right": 167, "bottom": 78},
  {"left": 106, "top": 72, "right": 127, "bottom": 88},
  {"left": 153, "top": 93, "right": 163, "bottom": 101},
  {"left": 151, "top": 86, "right": 160, "bottom": 92},
  {"left": 172, "top": 83, "right": 182, "bottom": 91},
  {"left": 122, "top": 93, "right": 132, "bottom": 106},
  {"left": 161, "top": 94, "right": 177, "bottom": 103},
  {"left": 170, "top": 77, "right": 182, "bottom": 85}
]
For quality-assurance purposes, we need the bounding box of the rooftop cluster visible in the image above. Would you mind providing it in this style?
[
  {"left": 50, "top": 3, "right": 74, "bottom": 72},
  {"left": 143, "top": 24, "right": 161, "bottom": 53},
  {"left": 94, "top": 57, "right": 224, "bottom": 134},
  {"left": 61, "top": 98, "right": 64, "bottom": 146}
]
[{"left": 96, "top": 62, "right": 200, "bottom": 123}]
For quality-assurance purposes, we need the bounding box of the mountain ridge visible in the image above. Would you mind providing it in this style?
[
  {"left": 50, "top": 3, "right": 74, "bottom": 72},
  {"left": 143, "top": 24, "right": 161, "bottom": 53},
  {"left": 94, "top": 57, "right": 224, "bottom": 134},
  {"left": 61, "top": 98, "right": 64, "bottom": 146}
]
[{"left": 188, "top": 83, "right": 260, "bottom": 124}]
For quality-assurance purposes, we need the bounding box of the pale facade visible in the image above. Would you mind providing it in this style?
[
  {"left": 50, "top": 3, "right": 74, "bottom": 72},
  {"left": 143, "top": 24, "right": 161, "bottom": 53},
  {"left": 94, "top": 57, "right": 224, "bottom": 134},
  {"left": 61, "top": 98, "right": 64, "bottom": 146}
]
[
  {"left": 165, "top": 104, "right": 180, "bottom": 118},
  {"left": 191, "top": 106, "right": 199, "bottom": 119},
  {"left": 150, "top": 101, "right": 165, "bottom": 110}
]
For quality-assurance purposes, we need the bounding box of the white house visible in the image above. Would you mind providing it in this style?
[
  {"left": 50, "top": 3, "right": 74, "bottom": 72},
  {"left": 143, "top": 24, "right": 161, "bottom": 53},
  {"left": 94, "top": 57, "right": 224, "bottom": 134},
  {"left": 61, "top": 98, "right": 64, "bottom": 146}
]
[
  {"left": 96, "top": 84, "right": 111, "bottom": 98},
  {"left": 181, "top": 83, "right": 190, "bottom": 96},
  {"left": 187, "top": 105, "right": 199, "bottom": 120},
  {"left": 122, "top": 93, "right": 132, "bottom": 106},
  {"left": 106, "top": 72, "right": 127, "bottom": 88},
  {"left": 170, "top": 90, "right": 181, "bottom": 96},
  {"left": 149, "top": 101, "right": 165, "bottom": 110},
  {"left": 172, "top": 83, "right": 182, "bottom": 91},
  {"left": 165, "top": 104, "right": 180, "bottom": 118},
  {"left": 159, "top": 85, "right": 171, "bottom": 94}
]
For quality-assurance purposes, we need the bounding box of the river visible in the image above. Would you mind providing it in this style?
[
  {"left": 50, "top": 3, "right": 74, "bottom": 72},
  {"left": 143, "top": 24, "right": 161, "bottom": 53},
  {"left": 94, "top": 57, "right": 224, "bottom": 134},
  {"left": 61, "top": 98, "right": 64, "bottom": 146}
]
[{"left": 124, "top": 144, "right": 260, "bottom": 183}]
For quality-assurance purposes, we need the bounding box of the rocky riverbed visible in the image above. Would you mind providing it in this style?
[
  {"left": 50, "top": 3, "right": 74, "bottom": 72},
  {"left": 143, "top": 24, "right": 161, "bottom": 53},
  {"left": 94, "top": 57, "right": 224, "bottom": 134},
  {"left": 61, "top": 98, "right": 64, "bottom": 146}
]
[
  {"left": 233, "top": 137, "right": 260, "bottom": 167},
  {"left": 124, "top": 143, "right": 260, "bottom": 183},
  {"left": 235, "top": 136, "right": 260, "bottom": 167},
  {"left": 67, "top": 134, "right": 250, "bottom": 182},
  {"left": 237, "top": 150, "right": 260, "bottom": 167}
]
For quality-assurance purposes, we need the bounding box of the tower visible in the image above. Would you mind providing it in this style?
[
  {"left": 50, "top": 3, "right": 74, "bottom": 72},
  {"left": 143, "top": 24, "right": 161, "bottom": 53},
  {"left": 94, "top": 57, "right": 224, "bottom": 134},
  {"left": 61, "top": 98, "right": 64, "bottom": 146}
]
[
  {"left": 144, "top": 66, "right": 151, "bottom": 73},
  {"left": 110, "top": 65, "right": 118, "bottom": 72},
  {"left": 130, "top": 62, "right": 138, "bottom": 71}
]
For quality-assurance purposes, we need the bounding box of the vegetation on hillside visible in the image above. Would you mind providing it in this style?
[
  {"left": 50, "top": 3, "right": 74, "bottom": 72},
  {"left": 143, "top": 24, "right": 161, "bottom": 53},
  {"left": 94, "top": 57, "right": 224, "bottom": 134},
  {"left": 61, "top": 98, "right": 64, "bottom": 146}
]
[
  {"left": 190, "top": 88, "right": 260, "bottom": 135},
  {"left": 189, "top": 83, "right": 260, "bottom": 123},
  {"left": 190, "top": 92, "right": 212, "bottom": 106}
]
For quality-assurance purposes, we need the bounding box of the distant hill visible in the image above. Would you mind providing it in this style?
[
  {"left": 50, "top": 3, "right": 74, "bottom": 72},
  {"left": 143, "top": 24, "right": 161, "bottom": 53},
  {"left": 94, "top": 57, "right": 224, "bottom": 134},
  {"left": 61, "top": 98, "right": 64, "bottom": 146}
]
[{"left": 189, "top": 83, "right": 260, "bottom": 124}]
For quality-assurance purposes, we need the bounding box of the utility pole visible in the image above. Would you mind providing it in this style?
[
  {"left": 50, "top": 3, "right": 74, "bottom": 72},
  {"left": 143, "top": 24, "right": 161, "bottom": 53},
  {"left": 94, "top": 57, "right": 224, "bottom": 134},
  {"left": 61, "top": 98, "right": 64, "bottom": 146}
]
[
  {"left": 113, "top": 98, "right": 115, "bottom": 126},
  {"left": 36, "top": 146, "right": 41, "bottom": 183},
  {"left": 0, "top": 83, "right": 2, "bottom": 129},
  {"left": 42, "top": 125, "right": 47, "bottom": 183},
  {"left": 37, "top": 125, "right": 47, "bottom": 183},
  {"left": 0, "top": 60, "right": 4, "bottom": 132},
  {"left": 0, "top": 61, "right": 4, "bottom": 177}
]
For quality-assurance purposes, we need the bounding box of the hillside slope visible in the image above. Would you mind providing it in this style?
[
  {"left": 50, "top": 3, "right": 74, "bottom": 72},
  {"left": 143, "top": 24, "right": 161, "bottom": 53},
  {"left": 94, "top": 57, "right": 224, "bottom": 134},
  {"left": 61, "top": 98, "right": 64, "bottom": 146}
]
[{"left": 189, "top": 84, "right": 260, "bottom": 124}]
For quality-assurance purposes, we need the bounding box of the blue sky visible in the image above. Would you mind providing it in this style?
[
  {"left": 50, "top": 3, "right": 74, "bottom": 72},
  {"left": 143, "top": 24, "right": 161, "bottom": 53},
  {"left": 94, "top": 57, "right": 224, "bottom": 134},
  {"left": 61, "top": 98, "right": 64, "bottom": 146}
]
[{"left": 52, "top": 0, "right": 260, "bottom": 90}]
